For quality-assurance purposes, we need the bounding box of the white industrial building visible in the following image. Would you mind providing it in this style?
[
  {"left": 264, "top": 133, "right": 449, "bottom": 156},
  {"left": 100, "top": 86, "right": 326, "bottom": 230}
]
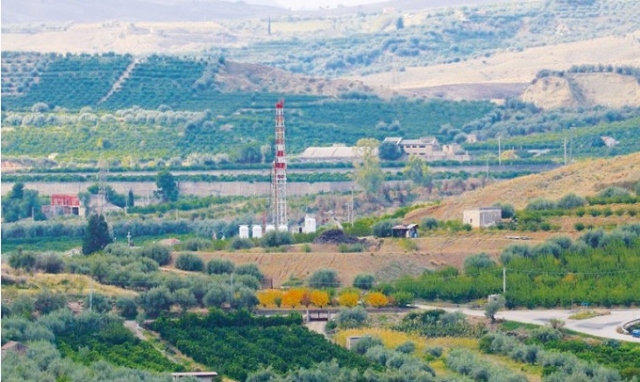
[{"left": 463, "top": 207, "right": 502, "bottom": 228}]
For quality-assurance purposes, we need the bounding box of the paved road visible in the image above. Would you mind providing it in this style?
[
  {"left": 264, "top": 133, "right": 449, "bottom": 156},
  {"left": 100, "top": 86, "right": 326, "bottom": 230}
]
[{"left": 416, "top": 304, "right": 640, "bottom": 342}]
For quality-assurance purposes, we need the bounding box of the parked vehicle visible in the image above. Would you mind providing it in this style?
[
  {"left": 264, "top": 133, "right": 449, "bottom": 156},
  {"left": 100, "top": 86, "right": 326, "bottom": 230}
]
[{"left": 631, "top": 329, "right": 640, "bottom": 338}]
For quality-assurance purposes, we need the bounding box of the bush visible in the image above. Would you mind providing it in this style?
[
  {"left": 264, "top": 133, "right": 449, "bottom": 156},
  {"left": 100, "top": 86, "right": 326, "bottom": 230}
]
[
  {"left": 174, "top": 253, "right": 205, "bottom": 272},
  {"left": 8, "top": 249, "right": 37, "bottom": 271},
  {"left": 372, "top": 219, "right": 398, "bottom": 238},
  {"left": 391, "top": 291, "right": 413, "bottom": 307},
  {"left": 34, "top": 291, "right": 67, "bottom": 314},
  {"left": 353, "top": 274, "right": 375, "bottom": 290},
  {"left": 234, "top": 263, "right": 264, "bottom": 281},
  {"left": 526, "top": 198, "right": 557, "bottom": 211},
  {"left": 352, "top": 336, "right": 383, "bottom": 355},
  {"left": 207, "top": 259, "right": 235, "bottom": 275},
  {"left": 261, "top": 231, "right": 293, "bottom": 248},
  {"left": 598, "top": 186, "right": 630, "bottom": 198},
  {"left": 421, "top": 217, "right": 439, "bottom": 230},
  {"left": 395, "top": 341, "right": 416, "bottom": 354},
  {"left": 336, "top": 307, "right": 368, "bottom": 329},
  {"left": 557, "top": 193, "right": 586, "bottom": 209},
  {"left": 182, "top": 238, "right": 212, "bottom": 251},
  {"left": 463, "top": 253, "right": 495, "bottom": 274},
  {"left": 574, "top": 222, "right": 585, "bottom": 231},
  {"left": 228, "top": 237, "right": 254, "bottom": 250},
  {"left": 425, "top": 347, "right": 443, "bottom": 358},
  {"left": 307, "top": 268, "right": 340, "bottom": 288},
  {"left": 138, "top": 244, "right": 171, "bottom": 266},
  {"left": 85, "top": 293, "right": 112, "bottom": 313},
  {"left": 494, "top": 203, "right": 515, "bottom": 219},
  {"left": 115, "top": 297, "right": 138, "bottom": 319},
  {"left": 338, "top": 243, "right": 365, "bottom": 253},
  {"left": 36, "top": 252, "right": 65, "bottom": 274}
]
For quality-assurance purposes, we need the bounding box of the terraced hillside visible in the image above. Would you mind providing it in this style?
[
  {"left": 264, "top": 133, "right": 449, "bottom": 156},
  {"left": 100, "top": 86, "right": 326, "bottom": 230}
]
[{"left": 0, "top": 52, "right": 380, "bottom": 111}]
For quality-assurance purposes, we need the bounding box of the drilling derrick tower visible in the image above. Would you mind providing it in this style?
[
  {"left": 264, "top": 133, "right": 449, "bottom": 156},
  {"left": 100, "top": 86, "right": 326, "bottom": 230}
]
[{"left": 272, "top": 99, "right": 288, "bottom": 228}]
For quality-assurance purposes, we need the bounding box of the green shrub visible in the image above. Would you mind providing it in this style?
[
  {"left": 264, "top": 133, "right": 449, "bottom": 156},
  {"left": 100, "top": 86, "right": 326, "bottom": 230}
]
[
  {"left": 115, "top": 297, "right": 138, "bottom": 319},
  {"left": 302, "top": 243, "right": 312, "bottom": 253},
  {"left": 182, "top": 238, "right": 212, "bottom": 251},
  {"left": 234, "top": 263, "right": 264, "bottom": 281},
  {"left": 372, "top": 219, "right": 398, "bottom": 238},
  {"left": 228, "top": 237, "right": 254, "bottom": 250},
  {"left": 557, "top": 193, "right": 587, "bottom": 209},
  {"left": 138, "top": 244, "right": 171, "bottom": 266},
  {"left": 526, "top": 198, "right": 557, "bottom": 211},
  {"left": 421, "top": 217, "right": 439, "bottom": 230},
  {"left": 338, "top": 243, "right": 365, "bottom": 253},
  {"left": 336, "top": 307, "right": 368, "bottom": 329},
  {"left": 395, "top": 341, "right": 416, "bottom": 354},
  {"left": 353, "top": 274, "right": 375, "bottom": 290},
  {"left": 574, "top": 222, "right": 585, "bottom": 231},
  {"left": 576, "top": 208, "right": 586, "bottom": 217},
  {"left": 589, "top": 208, "right": 602, "bottom": 217},
  {"left": 174, "top": 253, "right": 204, "bottom": 272},
  {"left": 493, "top": 203, "right": 515, "bottom": 219},
  {"left": 391, "top": 291, "right": 413, "bottom": 307},
  {"left": 425, "top": 347, "right": 443, "bottom": 358},
  {"left": 260, "top": 231, "right": 293, "bottom": 247},
  {"left": 307, "top": 268, "right": 340, "bottom": 288},
  {"left": 206, "top": 259, "right": 234, "bottom": 275}
]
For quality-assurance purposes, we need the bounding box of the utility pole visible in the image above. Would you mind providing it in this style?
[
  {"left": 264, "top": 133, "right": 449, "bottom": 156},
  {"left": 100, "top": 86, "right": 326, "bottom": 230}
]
[
  {"left": 563, "top": 137, "right": 568, "bottom": 166},
  {"left": 503, "top": 267, "right": 506, "bottom": 295},
  {"left": 498, "top": 136, "right": 502, "bottom": 166},
  {"left": 89, "top": 278, "right": 94, "bottom": 312},
  {"left": 350, "top": 185, "right": 355, "bottom": 225}
]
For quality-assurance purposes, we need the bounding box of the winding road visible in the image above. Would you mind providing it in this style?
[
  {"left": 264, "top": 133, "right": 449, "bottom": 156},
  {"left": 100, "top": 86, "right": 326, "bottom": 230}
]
[{"left": 416, "top": 304, "right": 640, "bottom": 343}]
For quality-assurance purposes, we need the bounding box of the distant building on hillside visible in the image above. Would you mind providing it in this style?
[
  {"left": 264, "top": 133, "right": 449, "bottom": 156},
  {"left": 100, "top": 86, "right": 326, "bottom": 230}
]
[
  {"left": 1, "top": 341, "right": 28, "bottom": 357},
  {"left": 383, "top": 137, "right": 470, "bottom": 161},
  {"left": 42, "top": 194, "right": 83, "bottom": 218},
  {"left": 601, "top": 136, "right": 619, "bottom": 148},
  {"left": 463, "top": 207, "right": 502, "bottom": 228},
  {"left": 171, "top": 372, "right": 218, "bottom": 382},
  {"left": 295, "top": 145, "right": 360, "bottom": 163}
]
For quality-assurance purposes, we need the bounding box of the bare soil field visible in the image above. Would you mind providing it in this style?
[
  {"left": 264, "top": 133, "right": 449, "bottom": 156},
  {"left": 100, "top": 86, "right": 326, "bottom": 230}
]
[
  {"left": 172, "top": 231, "right": 556, "bottom": 287},
  {"left": 354, "top": 34, "right": 640, "bottom": 99}
]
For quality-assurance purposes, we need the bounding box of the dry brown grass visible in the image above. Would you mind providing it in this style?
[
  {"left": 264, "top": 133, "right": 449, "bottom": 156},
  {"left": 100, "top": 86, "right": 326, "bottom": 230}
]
[
  {"left": 406, "top": 153, "right": 640, "bottom": 223},
  {"left": 1, "top": 272, "right": 137, "bottom": 299}
]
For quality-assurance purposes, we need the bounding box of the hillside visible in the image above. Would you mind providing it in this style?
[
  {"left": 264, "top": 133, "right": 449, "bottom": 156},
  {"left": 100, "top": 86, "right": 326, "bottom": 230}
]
[
  {"left": 406, "top": 152, "right": 640, "bottom": 222},
  {"left": 521, "top": 72, "right": 640, "bottom": 109},
  {"left": 356, "top": 34, "right": 640, "bottom": 101},
  {"left": 0, "top": 52, "right": 384, "bottom": 110},
  {"left": 3, "top": 0, "right": 639, "bottom": 82}
]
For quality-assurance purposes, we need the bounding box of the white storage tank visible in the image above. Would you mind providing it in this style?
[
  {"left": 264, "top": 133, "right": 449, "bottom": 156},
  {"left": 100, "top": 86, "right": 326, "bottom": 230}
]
[
  {"left": 265, "top": 224, "right": 276, "bottom": 233},
  {"left": 278, "top": 224, "right": 288, "bottom": 232},
  {"left": 304, "top": 215, "right": 316, "bottom": 234},
  {"left": 239, "top": 225, "right": 249, "bottom": 239},
  {"left": 252, "top": 225, "right": 263, "bottom": 239}
]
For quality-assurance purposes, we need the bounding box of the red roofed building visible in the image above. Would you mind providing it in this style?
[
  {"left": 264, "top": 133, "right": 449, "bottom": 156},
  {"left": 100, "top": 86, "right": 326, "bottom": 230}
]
[{"left": 42, "top": 194, "right": 82, "bottom": 217}]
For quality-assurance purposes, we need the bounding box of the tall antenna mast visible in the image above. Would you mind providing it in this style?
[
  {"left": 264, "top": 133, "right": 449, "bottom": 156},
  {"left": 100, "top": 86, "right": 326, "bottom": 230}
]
[{"left": 272, "top": 99, "right": 288, "bottom": 228}]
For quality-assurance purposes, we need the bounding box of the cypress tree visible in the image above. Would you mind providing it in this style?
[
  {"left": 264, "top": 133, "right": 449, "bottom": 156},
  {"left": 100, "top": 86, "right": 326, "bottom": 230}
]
[{"left": 82, "top": 214, "right": 113, "bottom": 255}]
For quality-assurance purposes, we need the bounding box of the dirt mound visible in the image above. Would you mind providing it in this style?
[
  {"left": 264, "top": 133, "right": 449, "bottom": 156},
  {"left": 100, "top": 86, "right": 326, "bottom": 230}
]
[{"left": 313, "top": 229, "right": 364, "bottom": 245}]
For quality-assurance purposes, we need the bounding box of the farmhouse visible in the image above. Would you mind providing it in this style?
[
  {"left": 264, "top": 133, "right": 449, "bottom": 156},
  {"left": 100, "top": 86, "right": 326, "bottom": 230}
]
[
  {"left": 295, "top": 145, "right": 359, "bottom": 163},
  {"left": 42, "top": 194, "right": 83, "bottom": 218},
  {"left": 383, "top": 137, "right": 470, "bottom": 161},
  {"left": 463, "top": 207, "right": 502, "bottom": 228}
]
